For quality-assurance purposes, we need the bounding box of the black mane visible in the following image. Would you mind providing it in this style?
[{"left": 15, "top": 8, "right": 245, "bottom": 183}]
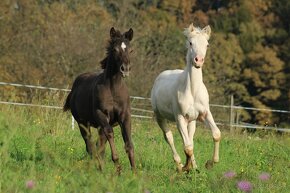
[{"left": 100, "top": 30, "right": 123, "bottom": 69}]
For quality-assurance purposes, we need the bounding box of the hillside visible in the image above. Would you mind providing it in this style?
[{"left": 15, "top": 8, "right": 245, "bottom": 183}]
[{"left": 0, "top": 0, "right": 289, "bottom": 125}]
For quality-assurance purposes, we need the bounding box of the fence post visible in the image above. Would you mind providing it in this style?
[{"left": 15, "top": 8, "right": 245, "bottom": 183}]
[
  {"left": 71, "top": 115, "right": 75, "bottom": 130},
  {"left": 230, "top": 95, "right": 234, "bottom": 133},
  {"left": 235, "top": 110, "right": 242, "bottom": 133}
]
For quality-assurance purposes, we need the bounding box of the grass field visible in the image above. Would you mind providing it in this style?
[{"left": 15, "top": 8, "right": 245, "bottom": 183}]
[{"left": 0, "top": 105, "right": 289, "bottom": 193}]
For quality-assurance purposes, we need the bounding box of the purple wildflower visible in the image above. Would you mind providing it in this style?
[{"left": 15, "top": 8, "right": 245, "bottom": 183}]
[
  {"left": 259, "top": 172, "right": 270, "bottom": 181},
  {"left": 26, "top": 180, "right": 35, "bottom": 189},
  {"left": 237, "top": 181, "right": 252, "bottom": 192},
  {"left": 223, "top": 171, "right": 236, "bottom": 179}
]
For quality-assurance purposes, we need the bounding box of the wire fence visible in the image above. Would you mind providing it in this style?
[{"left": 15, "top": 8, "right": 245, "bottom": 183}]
[{"left": 0, "top": 81, "right": 289, "bottom": 132}]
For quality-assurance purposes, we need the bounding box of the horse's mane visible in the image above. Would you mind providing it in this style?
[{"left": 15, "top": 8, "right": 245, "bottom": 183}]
[
  {"left": 100, "top": 57, "right": 107, "bottom": 69},
  {"left": 100, "top": 30, "right": 123, "bottom": 69},
  {"left": 183, "top": 27, "right": 202, "bottom": 38}
]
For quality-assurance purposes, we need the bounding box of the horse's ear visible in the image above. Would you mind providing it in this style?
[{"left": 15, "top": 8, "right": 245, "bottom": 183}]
[
  {"left": 184, "top": 23, "right": 196, "bottom": 37},
  {"left": 189, "top": 23, "right": 195, "bottom": 32},
  {"left": 124, "top": 28, "right": 133, "bottom": 41},
  {"left": 202, "top": 25, "right": 211, "bottom": 40},
  {"left": 110, "top": 27, "right": 116, "bottom": 39}
]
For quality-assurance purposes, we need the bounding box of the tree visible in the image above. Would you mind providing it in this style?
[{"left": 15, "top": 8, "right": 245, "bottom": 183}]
[{"left": 242, "top": 44, "right": 285, "bottom": 124}]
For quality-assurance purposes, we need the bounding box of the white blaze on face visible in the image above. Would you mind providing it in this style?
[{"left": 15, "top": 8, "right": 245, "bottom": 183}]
[{"left": 121, "top": 42, "right": 126, "bottom": 51}]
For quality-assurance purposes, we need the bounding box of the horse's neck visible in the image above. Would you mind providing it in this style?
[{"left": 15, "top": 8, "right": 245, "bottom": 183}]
[
  {"left": 183, "top": 61, "right": 203, "bottom": 94},
  {"left": 104, "top": 56, "right": 122, "bottom": 85}
]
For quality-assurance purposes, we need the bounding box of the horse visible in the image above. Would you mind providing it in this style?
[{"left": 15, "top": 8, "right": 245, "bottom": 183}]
[
  {"left": 63, "top": 27, "right": 135, "bottom": 172},
  {"left": 151, "top": 24, "right": 221, "bottom": 172}
]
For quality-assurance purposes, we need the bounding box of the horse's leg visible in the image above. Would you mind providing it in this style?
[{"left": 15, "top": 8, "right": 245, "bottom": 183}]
[
  {"left": 156, "top": 115, "right": 183, "bottom": 172},
  {"left": 79, "top": 123, "right": 102, "bottom": 169},
  {"left": 103, "top": 126, "right": 121, "bottom": 173},
  {"left": 176, "top": 114, "right": 194, "bottom": 172},
  {"left": 95, "top": 110, "right": 120, "bottom": 173},
  {"left": 78, "top": 123, "right": 94, "bottom": 155},
  {"left": 119, "top": 112, "right": 135, "bottom": 171},
  {"left": 96, "top": 128, "right": 107, "bottom": 158},
  {"left": 186, "top": 120, "right": 197, "bottom": 170},
  {"left": 204, "top": 110, "right": 221, "bottom": 169}
]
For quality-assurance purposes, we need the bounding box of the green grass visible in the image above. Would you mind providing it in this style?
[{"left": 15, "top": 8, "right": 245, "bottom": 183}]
[{"left": 0, "top": 105, "right": 289, "bottom": 193}]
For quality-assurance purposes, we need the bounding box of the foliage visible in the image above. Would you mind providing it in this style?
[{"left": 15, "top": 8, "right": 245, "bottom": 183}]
[
  {"left": 242, "top": 44, "right": 285, "bottom": 124},
  {"left": 0, "top": 0, "right": 289, "bottom": 125},
  {"left": 204, "top": 33, "right": 245, "bottom": 103}
]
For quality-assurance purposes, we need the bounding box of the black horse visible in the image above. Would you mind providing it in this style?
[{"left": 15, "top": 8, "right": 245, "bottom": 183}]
[{"left": 64, "top": 27, "right": 135, "bottom": 172}]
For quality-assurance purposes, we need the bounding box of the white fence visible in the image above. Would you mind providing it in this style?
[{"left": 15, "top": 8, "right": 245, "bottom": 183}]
[{"left": 0, "top": 81, "right": 289, "bottom": 132}]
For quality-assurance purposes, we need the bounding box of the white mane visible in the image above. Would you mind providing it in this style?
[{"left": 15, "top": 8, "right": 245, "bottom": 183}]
[
  {"left": 183, "top": 27, "right": 202, "bottom": 38},
  {"left": 183, "top": 23, "right": 211, "bottom": 40}
]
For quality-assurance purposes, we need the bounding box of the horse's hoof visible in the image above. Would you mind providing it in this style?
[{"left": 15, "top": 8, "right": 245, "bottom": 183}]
[
  {"left": 116, "top": 165, "right": 122, "bottom": 175},
  {"left": 177, "top": 166, "right": 183, "bottom": 173},
  {"left": 98, "top": 164, "right": 104, "bottom": 171},
  {"left": 176, "top": 163, "right": 184, "bottom": 173},
  {"left": 130, "top": 167, "right": 137, "bottom": 175},
  {"left": 182, "top": 166, "right": 191, "bottom": 173},
  {"left": 205, "top": 160, "right": 214, "bottom": 169}
]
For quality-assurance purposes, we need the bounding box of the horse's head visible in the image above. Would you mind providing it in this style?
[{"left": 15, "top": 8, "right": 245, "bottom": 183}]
[
  {"left": 184, "top": 24, "right": 211, "bottom": 69},
  {"left": 109, "top": 27, "right": 133, "bottom": 77}
]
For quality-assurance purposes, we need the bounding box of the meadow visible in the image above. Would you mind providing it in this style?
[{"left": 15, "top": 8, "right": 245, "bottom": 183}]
[{"left": 0, "top": 105, "right": 289, "bottom": 193}]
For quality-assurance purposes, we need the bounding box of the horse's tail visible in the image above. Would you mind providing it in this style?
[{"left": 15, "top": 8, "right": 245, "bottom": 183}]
[{"left": 63, "top": 92, "right": 71, "bottom": 112}]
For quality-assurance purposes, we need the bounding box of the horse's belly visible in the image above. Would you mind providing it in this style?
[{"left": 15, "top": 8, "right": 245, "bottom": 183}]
[
  {"left": 151, "top": 86, "right": 176, "bottom": 121},
  {"left": 156, "top": 101, "right": 175, "bottom": 121},
  {"left": 151, "top": 69, "right": 183, "bottom": 121}
]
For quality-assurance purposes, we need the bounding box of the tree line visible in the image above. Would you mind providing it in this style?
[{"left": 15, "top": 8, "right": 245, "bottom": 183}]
[{"left": 0, "top": 0, "right": 289, "bottom": 126}]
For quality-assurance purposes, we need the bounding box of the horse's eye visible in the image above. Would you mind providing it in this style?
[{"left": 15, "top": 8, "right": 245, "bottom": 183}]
[
  {"left": 130, "top": 49, "right": 134, "bottom": 53},
  {"left": 189, "top": 42, "right": 192, "bottom": 46}
]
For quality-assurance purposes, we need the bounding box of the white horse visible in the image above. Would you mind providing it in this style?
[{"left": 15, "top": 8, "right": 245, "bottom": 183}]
[{"left": 151, "top": 24, "right": 221, "bottom": 172}]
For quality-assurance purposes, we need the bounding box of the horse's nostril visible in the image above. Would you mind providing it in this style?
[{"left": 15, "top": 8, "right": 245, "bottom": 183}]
[{"left": 194, "top": 57, "right": 204, "bottom": 63}]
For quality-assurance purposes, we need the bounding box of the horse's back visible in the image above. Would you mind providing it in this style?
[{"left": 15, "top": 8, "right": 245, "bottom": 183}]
[
  {"left": 151, "top": 69, "right": 183, "bottom": 120},
  {"left": 72, "top": 72, "right": 100, "bottom": 88}
]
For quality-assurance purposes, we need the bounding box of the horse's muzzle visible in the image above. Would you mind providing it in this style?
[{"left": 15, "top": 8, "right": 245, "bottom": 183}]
[
  {"left": 120, "top": 64, "right": 130, "bottom": 77},
  {"left": 192, "top": 61, "right": 201, "bottom": 69},
  {"left": 193, "top": 56, "right": 204, "bottom": 68}
]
